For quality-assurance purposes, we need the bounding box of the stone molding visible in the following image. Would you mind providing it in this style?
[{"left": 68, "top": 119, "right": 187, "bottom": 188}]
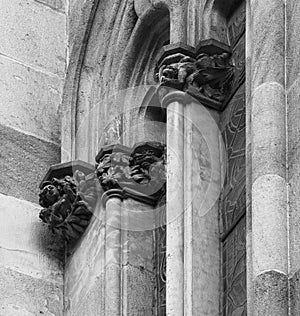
[
  {"left": 38, "top": 160, "right": 100, "bottom": 242},
  {"left": 156, "top": 40, "right": 235, "bottom": 111}
]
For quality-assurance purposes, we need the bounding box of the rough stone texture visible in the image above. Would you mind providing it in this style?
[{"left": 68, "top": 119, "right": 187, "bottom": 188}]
[
  {"left": 254, "top": 271, "right": 288, "bottom": 316},
  {"left": 65, "top": 274, "right": 105, "bottom": 316},
  {"left": 122, "top": 265, "right": 155, "bottom": 316},
  {"left": 251, "top": 0, "right": 284, "bottom": 89},
  {"left": 286, "top": 0, "right": 300, "bottom": 88},
  {"left": 287, "top": 78, "right": 300, "bottom": 275},
  {"left": 287, "top": 1, "right": 300, "bottom": 285},
  {"left": 252, "top": 174, "right": 287, "bottom": 276},
  {"left": 0, "top": 124, "right": 60, "bottom": 203},
  {"left": 0, "top": 0, "right": 66, "bottom": 77},
  {"left": 0, "top": 266, "right": 63, "bottom": 316},
  {"left": 0, "top": 55, "right": 63, "bottom": 143},
  {"left": 0, "top": 193, "right": 64, "bottom": 315},
  {"left": 290, "top": 269, "right": 300, "bottom": 315},
  {"left": 251, "top": 83, "right": 286, "bottom": 182}
]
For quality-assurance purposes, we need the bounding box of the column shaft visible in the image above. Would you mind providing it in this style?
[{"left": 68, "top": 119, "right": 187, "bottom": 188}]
[{"left": 248, "top": 0, "right": 288, "bottom": 314}]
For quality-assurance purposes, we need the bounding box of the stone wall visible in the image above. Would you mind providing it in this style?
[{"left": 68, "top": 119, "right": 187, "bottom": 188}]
[
  {"left": 0, "top": 193, "right": 64, "bottom": 315},
  {"left": 0, "top": 0, "right": 67, "bottom": 203},
  {"left": 0, "top": 0, "right": 68, "bottom": 314}
]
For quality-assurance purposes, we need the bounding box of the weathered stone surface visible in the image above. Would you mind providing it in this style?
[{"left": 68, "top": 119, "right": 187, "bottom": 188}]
[
  {"left": 0, "top": 0, "right": 66, "bottom": 76},
  {"left": 251, "top": 0, "right": 284, "bottom": 89},
  {"left": 251, "top": 83, "right": 286, "bottom": 182},
  {"left": 0, "top": 194, "right": 63, "bottom": 315},
  {"left": 34, "top": 0, "right": 66, "bottom": 13},
  {"left": 0, "top": 55, "right": 63, "bottom": 143},
  {"left": 0, "top": 194, "right": 64, "bottom": 283},
  {"left": 252, "top": 174, "right": 287, "bottom": 276},
  {"left": 290, "top": 269, "right": 300, "bottom": 315},
  {"left": 122, "top": 264, "right": 155, "bottom": 316},
  {"left": 65, "top": 274, "right": 105, "bottom": 316},
  {"left": 0, "top": 124, "right": 60, "bottom": 203},
  {"left": 254, "top": 271, "right": 288, "bottom": 315},
  {"left": 287, "top": 78, "right": 300, "bottom": 274},
  {"left": 0, "top": 266, "right": 63, "bottom": 316},
  {"left": 286, "top": 0, "right": 300, "bottom": 88}
]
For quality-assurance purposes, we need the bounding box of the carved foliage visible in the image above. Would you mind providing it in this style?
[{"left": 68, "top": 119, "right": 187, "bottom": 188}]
[
  {"left": 39, "top": 170, "right": 99, "bottom": 242},
  {"left": 96, "top": 142, "right": 166, "bottom": 199},
  {"left": 158, "top": 51, "right": 234, "bottom": 105}
]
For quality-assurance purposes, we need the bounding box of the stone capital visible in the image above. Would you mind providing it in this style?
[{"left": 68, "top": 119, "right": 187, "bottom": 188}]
[
  {"left": 96, "top": 142, "right": 166, "bottom": 206},
  {"left": 156, "top": 40, "right": 234, "bottom": 111}
]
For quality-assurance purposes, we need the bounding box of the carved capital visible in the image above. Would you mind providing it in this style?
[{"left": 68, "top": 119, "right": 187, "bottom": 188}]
[
  {"left": 96, "top": 142, "right": 166, "bottom": 205},
  {"left": 156, "top": 40, "right": 234, "bottom": 111},
  {"left": 39, "top": 161, "right": 100, "bottom": 242}
]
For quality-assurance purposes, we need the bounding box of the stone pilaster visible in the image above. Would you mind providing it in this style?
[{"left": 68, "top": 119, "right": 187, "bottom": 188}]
[{"left": 247, "top": 0, "right": 288, "bottom": 314}]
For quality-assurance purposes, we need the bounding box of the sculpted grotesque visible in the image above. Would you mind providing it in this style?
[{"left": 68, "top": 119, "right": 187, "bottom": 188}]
[
  {"left": 39, "top": 171, "right": 99, "bottom": 241},
  {"left": 158, "top": 52, "right": 234, "bottom": 103}
]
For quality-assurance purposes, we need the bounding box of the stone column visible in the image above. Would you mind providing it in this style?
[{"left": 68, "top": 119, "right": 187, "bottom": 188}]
[
  {"left": 160, "top": 89, "right": 222, "bottom": 315},
  {"left": 102, "top": 190, "right": 123, "bottom": 316},
  {"left": 248, "top": 0, "right": 288, "bottom": 314},
  {"left": 161, "top": 90, "right": 185, "bottom": 316}
]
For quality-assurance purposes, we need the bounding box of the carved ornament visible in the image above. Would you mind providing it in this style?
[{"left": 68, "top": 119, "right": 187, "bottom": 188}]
[
  {"left": 39, "top": 161, "right": 100, "bottom": 242},
  {"left": 157, "top": 40, "right": 235, "bottom": 110},
  {"left": 96, "top": 142, "right": 166, "bottom": 204}
]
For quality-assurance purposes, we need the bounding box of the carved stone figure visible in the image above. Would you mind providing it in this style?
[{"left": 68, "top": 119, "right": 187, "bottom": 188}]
[
  {"left": 158, "top": 50, "right": 234, "bottom": 106},
  {"left": 159, "top": 55, "right": 197, "bottom": 90},
  {"left": 96, "top": 142, "right": 166, "bottom": 200},
  {"left": 39, "top": 170, "right": 99, "bottom": 242}
]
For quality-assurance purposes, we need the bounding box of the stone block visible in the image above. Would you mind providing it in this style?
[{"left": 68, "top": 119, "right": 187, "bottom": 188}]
[
  {"left": 0, "top": 124, "right": 60, "bottom": 203},
  {"left": 0, "top": 266, "right": 63, "bottom": 316},
  {"left": 251, "top": 83, "right": 286, "bottom": 182},
  {"left": 0, "top": 0, "right": 66, "bottom": 76},
  {"left": 0, "top": 55, "right": 63, "bottom": 143},
  {"left": 0, "top": 194, "right": 64, "bottom": 283},
  {"left": 252, "top": 174, "right": 287, "bottom": 275},
  {"left": 251, "top": 0, "right": 284, "bottom": 88}
]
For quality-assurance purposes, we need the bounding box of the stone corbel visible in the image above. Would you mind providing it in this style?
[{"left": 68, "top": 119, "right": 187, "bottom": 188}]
[
  {"left": 38, "top": 160, "right": 100, "bottom": 242},
  {"left": 157, "top": 39, "right": 234, "bottom": 111},
  {"left": 95, "top": 141, "right": 166, "bottom": 206}
]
